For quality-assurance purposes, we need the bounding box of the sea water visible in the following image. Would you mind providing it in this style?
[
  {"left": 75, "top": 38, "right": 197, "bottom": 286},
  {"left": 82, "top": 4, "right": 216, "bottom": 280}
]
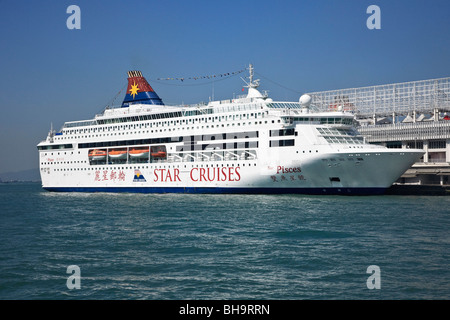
[{"left": 0, "top": 182, "right": 449, "bottom": 299}]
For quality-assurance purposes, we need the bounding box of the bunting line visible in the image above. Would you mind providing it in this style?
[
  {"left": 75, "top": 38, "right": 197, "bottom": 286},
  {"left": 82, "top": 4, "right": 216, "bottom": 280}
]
[{"left": 156, "top": 68, "right": 246, "bottom": 82}]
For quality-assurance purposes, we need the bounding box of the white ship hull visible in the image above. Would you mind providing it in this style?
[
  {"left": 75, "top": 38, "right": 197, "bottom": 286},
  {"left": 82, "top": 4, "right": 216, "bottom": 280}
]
[{"left": 39, "top": 145, "right": 422, "bottom": 195}]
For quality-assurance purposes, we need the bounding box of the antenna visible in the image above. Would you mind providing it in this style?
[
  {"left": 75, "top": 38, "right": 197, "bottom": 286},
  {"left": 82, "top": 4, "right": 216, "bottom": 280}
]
[
  {"left": 249, "top": 64, "right": 254, "bottom": 86},
  {"left": 241, "top": 64, "right": 260, "bottom": 89},
  {"left": 47, "top": 122, "right": 55, "bottom": 143},
  {"left": 240, "top": 64, "right": 266, "bottom": 99}
]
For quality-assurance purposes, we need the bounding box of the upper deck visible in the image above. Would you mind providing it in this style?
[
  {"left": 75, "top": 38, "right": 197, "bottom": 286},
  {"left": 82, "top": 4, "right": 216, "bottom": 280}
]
[{"left": 38, "top": 65, "right": 357, "bottom": 148}]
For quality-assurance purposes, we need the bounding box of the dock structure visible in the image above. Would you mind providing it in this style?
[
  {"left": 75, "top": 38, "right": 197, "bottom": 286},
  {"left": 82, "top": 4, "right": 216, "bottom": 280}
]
[{"left": 308, "top": 77, "right": 450, "bottom": 190}]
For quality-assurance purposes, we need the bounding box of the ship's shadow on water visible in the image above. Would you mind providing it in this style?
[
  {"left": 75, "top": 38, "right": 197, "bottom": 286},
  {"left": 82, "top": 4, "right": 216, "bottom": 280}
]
[{"left": 1, "top": 183, "right": 449, "bottom": 299}]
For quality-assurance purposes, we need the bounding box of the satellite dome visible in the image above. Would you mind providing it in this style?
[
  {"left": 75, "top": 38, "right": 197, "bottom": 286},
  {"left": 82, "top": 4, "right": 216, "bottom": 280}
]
[{"left": 299, "top": 94, "right": 312, "bottom": 107}]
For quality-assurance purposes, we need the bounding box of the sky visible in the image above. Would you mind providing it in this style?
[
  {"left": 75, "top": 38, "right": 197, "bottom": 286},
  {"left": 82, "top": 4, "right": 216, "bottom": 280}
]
[{"left": 0, "top": 0, "right": 449, "bottom": 174}]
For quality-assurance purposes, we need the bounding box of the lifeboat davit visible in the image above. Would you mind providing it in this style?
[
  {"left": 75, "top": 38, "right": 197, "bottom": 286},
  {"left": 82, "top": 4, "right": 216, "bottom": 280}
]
[
  {"left": 129, "top": 147, "right": 150, "bottom": 158},
  {"left": 109, "top": 149, "right": 127, "bottom": 159},
  {"left": 88, "top": 149, "right": 107, "bottom": 160}
]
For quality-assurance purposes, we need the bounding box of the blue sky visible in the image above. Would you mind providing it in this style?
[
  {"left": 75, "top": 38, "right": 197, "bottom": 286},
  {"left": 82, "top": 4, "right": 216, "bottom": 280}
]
[{"left": 0, "top": 0, "right": 449, "bottom": 174}]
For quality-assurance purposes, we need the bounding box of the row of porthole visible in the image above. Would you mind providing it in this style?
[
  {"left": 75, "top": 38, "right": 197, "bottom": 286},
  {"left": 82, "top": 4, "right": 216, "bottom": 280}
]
[
  {"left": 54, "top": 120, "right": 282, "bottom": 141},
  {"left": 46, "top": 162, "right": 259, "bottom": 172}
]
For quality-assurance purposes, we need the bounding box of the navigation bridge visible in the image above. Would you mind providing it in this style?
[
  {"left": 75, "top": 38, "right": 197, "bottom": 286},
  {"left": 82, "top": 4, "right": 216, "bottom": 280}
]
[{"left": 307, "top": 77, "right": 450, "bottom": 190}]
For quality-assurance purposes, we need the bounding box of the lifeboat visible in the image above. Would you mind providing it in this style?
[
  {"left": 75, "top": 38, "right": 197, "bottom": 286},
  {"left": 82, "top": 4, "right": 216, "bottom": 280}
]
[
  {"left": 88, "top": 149, "right": 107, "bottom": 160},
  {"left": 151, "top": 151, "right": 167, "bottom": 158},
  {"left": 129, "top": 147, "right": 150, "bottom": 158},
  {"left": 109, "top": 149, "right": 127, "bottom": 159}
]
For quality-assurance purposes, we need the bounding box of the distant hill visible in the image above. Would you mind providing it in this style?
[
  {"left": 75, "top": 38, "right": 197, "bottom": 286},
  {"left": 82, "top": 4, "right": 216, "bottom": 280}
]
[{"left": 0, "top": 168, "right": 41, "bottom": 182}]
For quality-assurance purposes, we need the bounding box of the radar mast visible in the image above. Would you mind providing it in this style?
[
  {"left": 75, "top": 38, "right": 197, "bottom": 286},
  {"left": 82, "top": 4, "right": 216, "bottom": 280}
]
[{"left": 243, "top": 64, "right": 264, "bottom": 99}]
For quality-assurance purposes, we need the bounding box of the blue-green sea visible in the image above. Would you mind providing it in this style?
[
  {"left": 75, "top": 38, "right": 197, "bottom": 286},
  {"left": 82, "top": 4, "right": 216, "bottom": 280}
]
[{"left": 0, "top": 182, "right": 449, "bottom": 300}]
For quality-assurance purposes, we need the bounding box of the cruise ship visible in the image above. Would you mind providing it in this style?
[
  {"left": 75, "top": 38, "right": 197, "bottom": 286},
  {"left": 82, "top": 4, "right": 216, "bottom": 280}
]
[{"left": 37, "top": 65, "right": 424, "bottom": 194}]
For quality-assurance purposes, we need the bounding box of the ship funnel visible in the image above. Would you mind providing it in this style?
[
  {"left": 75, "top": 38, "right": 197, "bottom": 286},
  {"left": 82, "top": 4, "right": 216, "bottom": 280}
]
[{"left": 121, "top": 70, "right": 164, "bottom": 107}]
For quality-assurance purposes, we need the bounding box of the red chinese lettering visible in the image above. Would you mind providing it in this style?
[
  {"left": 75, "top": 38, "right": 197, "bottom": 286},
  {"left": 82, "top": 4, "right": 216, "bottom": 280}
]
[{"left": 94, "top": 170, "right": 100, "bottom": 181}]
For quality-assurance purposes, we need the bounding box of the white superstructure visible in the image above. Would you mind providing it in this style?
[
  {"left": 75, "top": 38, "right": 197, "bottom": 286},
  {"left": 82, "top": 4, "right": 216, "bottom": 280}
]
[{"left": 37, "top": 65, "right": 424, "bottom": 194}]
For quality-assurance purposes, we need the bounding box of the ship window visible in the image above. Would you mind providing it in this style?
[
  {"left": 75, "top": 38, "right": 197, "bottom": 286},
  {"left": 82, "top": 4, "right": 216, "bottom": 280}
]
[
  {"left": 270, "top": 129, "right": 295, "bottom": 137},
  {"left": 386, "top": 141, "right": 402, "bottom": 149},
  {"left": 269, "top": 139, "right": 295, "bottom": 147}
]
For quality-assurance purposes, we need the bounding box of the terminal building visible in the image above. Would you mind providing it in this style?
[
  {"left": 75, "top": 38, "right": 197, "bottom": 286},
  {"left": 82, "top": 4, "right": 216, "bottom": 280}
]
[{"left": 307, "top": 77, "right": 450, "bottom": 192}]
